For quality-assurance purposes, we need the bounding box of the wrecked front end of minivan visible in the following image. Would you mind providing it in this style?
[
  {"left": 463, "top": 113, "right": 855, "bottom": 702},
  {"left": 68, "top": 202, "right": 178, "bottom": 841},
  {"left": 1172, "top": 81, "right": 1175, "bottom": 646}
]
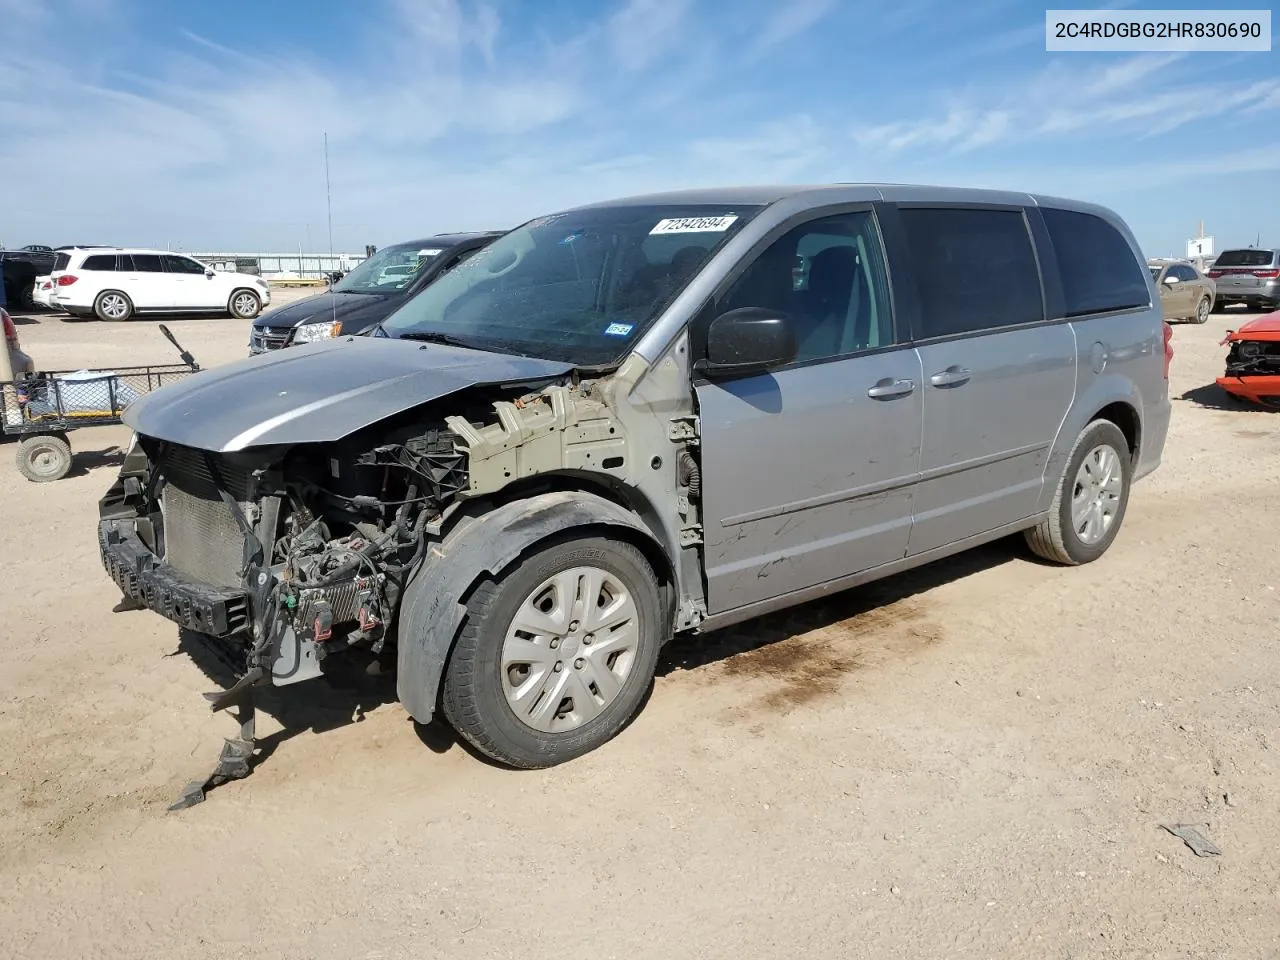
[{"left": 98, "top": 335, "right": 597, "bottom": 804}]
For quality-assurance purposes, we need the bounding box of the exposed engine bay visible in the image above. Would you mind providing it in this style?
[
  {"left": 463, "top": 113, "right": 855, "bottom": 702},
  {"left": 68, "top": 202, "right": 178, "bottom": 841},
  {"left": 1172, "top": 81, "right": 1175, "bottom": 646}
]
[
  {"left": 97, "top": 366, "right": 701, "bottom": 808},
  {"left": 1223, "top": 338, "right": 1280, "bottom": 378}
]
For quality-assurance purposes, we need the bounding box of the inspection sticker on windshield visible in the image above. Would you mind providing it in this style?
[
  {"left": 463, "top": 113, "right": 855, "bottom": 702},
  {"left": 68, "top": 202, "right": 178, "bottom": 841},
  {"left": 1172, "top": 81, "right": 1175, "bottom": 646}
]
[
  {"left": 649, "top": 215, "right": 738, "bottom": 235},
  {"left": 603, "top": 322, "right": 634, "bottom": 337}
]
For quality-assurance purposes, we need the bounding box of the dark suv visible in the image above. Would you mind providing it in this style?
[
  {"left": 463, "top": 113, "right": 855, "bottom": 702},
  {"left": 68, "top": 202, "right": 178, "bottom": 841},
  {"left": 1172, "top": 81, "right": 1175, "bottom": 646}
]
[
  {"left": 1208, "top": 248, "right": 1280, "bottom": 311},
  {"left": 248, "top": 232, "right": 503, "bottom": 353}
]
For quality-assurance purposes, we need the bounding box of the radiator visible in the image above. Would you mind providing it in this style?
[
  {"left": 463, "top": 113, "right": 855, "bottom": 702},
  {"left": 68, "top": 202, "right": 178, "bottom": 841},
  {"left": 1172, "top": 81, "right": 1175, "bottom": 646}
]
[{"left": 158, "top": 445, "right": 254, "bottom": 589}]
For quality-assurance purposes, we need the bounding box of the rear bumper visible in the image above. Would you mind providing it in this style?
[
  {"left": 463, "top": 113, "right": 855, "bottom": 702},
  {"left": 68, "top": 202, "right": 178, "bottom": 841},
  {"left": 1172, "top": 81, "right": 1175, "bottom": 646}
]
[
  {"left": 1216, "top": 374, "right": 1280, "bottom": 406},
  {"left": 99, "top": 518, "right": 250, "bottom": 637}
]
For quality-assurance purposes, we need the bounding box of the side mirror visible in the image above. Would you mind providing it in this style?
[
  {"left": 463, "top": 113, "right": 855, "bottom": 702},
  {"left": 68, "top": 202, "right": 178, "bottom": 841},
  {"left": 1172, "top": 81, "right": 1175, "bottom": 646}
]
[
  {"left": 698, "top": 307, "right": 797, "bottom": 378},
  {"left": 205, "top": 268, "right": 215, "bottom": 278},
  {"left": 1162, "top": 275, "right": 1179, "bottom": 285}
]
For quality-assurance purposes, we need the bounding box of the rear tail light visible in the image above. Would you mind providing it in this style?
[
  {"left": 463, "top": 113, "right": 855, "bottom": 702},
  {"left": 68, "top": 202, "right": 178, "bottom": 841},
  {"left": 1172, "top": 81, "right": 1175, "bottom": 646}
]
[
  {"left": 1162, "top": 321, "right": 1174, "bottom": 379},
  {"left": 1251, "top": 269, "right": 1279, "bottom": 279},
  {"left": 1207, "top": 269, "right": 1222, "bottom": 278},
  {"left": 56, "top": 274, "right": 78, "bottom": 286},
  {"left": 2, "top": 308, "right": 18, "bottom": 347}
]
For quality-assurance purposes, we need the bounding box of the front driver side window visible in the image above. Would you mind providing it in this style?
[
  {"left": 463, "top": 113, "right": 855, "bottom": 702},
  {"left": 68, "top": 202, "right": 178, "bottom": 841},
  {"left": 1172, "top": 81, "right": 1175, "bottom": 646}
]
[{"left": 717, "top": 211, "right": 893, "bottom": 363}]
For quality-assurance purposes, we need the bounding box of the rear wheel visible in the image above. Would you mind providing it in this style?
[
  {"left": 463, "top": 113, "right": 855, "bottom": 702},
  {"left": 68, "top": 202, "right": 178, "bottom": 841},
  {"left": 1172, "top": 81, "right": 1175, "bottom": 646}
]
[
  {"left": 228, "top": 289, "right": 261, "bottom": 320},
  {"left": 1024, "top": 419, "right": 1131, "bottom": 566},
  {"left": 441, "top": 536, "right": 663, "bottom": 769},
  {"left": 16, "top": 433, "right": 73, "bottom": 482},
  {"left": 94, "top": 290, "right": 133, "bottom": 322},
  {"left": 1194, "top": 296, "right": 1211, "bottom": 324}
]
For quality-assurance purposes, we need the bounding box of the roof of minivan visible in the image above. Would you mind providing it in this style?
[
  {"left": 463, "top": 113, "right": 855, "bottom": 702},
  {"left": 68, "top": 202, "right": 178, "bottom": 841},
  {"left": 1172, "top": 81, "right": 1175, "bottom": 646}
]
[
  {"left": 392, "top": 232, "right": 505, "bottom": 248},
  {"left": 564, "top": 183, "right": 1113, "bottom": 216}
]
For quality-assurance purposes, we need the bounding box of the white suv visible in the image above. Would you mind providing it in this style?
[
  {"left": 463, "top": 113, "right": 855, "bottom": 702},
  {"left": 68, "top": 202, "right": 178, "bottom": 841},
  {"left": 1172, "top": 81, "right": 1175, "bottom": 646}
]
[{"left": 50, "top": 248, "right": 271, "bottom": 321}]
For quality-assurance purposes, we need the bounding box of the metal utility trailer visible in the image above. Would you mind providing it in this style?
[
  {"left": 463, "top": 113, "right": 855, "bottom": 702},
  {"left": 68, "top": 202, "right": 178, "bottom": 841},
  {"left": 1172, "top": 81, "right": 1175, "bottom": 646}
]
[{"left": 2, "top": 325, "right": 200, "bottom": 482}]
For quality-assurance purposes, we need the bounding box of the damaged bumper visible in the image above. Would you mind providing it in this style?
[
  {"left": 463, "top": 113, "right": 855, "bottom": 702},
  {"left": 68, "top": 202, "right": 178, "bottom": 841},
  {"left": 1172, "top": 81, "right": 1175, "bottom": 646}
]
[
  {"left": 99, "top": 518, "right": 250, "bottom": 636},
  {"left": 1215, "top": 373, "right": 1280, "bottom": 406}
]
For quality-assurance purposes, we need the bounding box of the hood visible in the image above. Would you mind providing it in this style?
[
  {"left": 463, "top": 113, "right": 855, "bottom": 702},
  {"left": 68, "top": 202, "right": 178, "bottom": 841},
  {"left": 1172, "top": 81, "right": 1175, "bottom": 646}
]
[
  {"left": 1225, "top": 311, "right": 1280, "bottom": 342},
  {"left": 253, "top": 291, "right": 399, "bottom": 333},
  {"left": 123, "top": 336, "right": 573, "bottom": 452}
]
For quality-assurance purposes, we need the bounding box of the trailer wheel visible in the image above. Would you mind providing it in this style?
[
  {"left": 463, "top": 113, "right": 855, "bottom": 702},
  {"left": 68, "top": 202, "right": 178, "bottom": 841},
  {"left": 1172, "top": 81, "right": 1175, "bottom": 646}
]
[{"left": 16, "top": 433, "right": 73, "bottom": 482}]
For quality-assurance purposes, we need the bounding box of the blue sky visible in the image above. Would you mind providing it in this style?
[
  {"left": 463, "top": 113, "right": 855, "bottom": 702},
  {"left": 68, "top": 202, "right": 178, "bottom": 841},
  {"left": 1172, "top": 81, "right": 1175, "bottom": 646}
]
[{"left": 1, "top": 0, "right": 1277, "bottom": 257}]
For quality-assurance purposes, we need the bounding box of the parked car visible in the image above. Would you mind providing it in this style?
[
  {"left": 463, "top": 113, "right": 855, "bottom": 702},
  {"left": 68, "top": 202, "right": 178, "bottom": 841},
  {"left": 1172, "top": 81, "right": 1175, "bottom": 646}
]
[
  {"left": 31, "top": 275, "right": 54, "bottom": 309},
  {"left": 1216, "top": 311, "right": 1280, "bottom": 407},
  {"left": 1147, "top": 258, "right": 1215, "bottom": 323},
  {"left": 1, "top": 245, "right": 57, "bottom": 308},
  {"left": 247, "top": 232, "right": 503, "bottom": 353},
  {"left": 1207, "top": 248, "right": 1280, "bottom": 311},
  {"left": 50, "top": 248, "right": 271, "bottom": 321},
  {"left": 98, "top": 184, "right": 1171, "bottom": 791}
]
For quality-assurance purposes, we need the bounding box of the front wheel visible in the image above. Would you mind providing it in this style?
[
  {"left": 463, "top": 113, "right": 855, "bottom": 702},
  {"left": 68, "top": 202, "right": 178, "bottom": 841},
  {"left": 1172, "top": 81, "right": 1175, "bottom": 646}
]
[
  {"left": 228, "top": 289, "right": 261, "bottom": 320},
  {"left": 441, "top": 536, "right": 663, "bottom": 768},
  {"left": 1024, "top": 419, "right": 1131, "bottom": 565},
  {"left": 1194, "top": 296, "right": 1211, "bottom": 324}
]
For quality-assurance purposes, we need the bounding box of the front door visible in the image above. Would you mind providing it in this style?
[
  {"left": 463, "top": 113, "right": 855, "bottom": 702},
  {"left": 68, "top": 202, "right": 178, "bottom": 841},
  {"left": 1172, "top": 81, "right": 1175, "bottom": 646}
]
[
  {"left": 695, "top": 208, "right": 923, "bottom": 614},
  {"left": 888, "top": 205, "right": 1077, "bottom": 556},
  {"left": 162, "top": 254, "right": 215, "bottom": 308}
]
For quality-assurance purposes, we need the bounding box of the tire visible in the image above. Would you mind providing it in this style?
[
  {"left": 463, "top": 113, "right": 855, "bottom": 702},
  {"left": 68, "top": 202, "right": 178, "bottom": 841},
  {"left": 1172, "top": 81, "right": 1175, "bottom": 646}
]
[
  {"left": 94, "top": 290, "right": 133, "bottom": 322},
  {"left": 1194, "top": 296, "right": 1211, "bottom": 324},
  {"left": 228, "top": 289, "right": 261, "bottom": 320},
  {"left": 1024, "top": 419, "right": 1131, "bottom": 566},
  {"left": 441, "top": 535, "right": 662, "bottom": 769},
  {"left": 17, "top": 278, "right": 35, "bottom": 310},
  {"left": 16, "top": 433, "right": 73, "bottom": 482}
]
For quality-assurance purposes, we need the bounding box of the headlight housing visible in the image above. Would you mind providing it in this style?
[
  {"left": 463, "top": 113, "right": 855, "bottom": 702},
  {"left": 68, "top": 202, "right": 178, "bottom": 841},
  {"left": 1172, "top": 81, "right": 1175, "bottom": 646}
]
[{"left": 293, "top": 320, "right": 343, "bottom": 344}]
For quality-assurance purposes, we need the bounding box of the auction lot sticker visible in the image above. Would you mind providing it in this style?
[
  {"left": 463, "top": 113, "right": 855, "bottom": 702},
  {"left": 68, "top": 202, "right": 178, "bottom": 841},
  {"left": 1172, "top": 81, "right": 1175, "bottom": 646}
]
[{"left": 650, "top": 216, "right": 739, "bottom": 235}]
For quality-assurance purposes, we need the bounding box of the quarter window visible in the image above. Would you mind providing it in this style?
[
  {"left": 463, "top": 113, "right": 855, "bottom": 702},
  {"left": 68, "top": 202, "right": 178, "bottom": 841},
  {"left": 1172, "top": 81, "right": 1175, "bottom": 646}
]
[
  {"left": 81, "top": 254, "right": 116, "bottom": 271},
  {"left": 1041, "top": 208, "right": 1150, "bottom": 317},
  {"left": 718, "top": 211, "right": 893, "bottom": 362},
  {"left": 898, "top": 207, "right": 1043, "bottom": 339}
]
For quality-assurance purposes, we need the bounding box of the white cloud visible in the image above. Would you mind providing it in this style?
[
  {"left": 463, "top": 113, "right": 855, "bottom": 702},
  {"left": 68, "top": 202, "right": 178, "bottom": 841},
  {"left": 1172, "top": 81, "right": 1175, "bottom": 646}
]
[
  {"left": 751, "top": 0, "right": 837, "bottom": 53},
  {"left": 607, "top": 0, "right": 692, "bottom": 72},
  {"left": 853, "top": 54, "right": 1280, "bottom": 155}
]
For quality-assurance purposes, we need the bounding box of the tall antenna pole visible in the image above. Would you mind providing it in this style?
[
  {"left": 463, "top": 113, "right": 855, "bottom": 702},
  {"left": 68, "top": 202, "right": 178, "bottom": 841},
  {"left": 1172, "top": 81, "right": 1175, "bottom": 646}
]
[{"left": 324, "top": 132, "right": 334, "bottom": 259}]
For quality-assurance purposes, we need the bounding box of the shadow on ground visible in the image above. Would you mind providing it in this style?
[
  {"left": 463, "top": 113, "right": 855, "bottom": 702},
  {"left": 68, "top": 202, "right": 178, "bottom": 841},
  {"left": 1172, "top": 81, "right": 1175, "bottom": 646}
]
[
  {"left": 1179, "top": 383, "right": 1273, "bottom": 412},
  {"left": 156, "top": 536, "right": 1026, "bottom": 772}
]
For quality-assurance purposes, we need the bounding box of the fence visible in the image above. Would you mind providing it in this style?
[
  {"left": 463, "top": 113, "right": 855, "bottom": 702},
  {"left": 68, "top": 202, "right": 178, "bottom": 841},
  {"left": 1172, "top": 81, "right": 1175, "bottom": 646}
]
[{"left": 186, "top": 252, "right": 368, "bottom": 280}]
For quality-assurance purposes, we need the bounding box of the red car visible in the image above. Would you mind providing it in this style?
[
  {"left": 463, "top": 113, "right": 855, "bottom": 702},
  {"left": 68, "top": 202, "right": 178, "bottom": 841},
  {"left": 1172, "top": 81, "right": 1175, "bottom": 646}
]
[{"left": 1217, "top": 311, "right": 1280, "bottom": 407}]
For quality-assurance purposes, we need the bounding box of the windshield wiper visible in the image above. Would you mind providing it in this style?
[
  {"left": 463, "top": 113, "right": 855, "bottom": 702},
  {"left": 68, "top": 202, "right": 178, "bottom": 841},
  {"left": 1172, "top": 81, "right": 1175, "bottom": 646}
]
[{"left": 395, "top": 331, "right": 486, "bottom": 350}]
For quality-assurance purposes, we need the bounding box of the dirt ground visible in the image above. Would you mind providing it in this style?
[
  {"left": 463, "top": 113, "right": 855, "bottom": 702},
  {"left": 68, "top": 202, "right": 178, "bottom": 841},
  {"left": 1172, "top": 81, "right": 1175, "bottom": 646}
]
[{"left": 1, "top": 298, "right": 1278, "bottom": 960}]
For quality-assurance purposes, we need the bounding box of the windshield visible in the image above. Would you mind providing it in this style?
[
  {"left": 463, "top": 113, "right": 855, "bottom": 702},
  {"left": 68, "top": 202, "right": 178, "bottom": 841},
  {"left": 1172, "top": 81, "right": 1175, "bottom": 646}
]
[
  {"left": 332, "top": 242, "right": 445, "bottom": 293},
  {"left": 378, "top": 204, "right": 762, "bottom": 366}
]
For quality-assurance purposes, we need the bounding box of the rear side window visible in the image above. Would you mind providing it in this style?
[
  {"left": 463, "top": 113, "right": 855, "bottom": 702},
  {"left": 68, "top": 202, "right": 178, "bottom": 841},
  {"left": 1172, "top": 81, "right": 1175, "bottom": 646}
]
[
  {"left": 82, "top": 254, "right": 115, "bottom": 271},
  {"left": 132, "top": 254, "right": 164, "bottom": 272},
  {"left": 1215, "top": 249, "right": 1276, "bottom": 268},
  {"left": 897, "top": 207, "right": 1043, "bottom": 338},
  {"left": 1041, "top": 208, "right": 1150, "bottom": 317}
]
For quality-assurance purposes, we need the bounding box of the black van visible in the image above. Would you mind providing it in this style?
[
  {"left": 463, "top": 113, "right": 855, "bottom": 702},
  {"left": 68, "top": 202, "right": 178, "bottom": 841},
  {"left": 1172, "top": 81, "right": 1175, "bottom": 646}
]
[{"left": 248, "top": 232, "right": 503, "bottom": 354}]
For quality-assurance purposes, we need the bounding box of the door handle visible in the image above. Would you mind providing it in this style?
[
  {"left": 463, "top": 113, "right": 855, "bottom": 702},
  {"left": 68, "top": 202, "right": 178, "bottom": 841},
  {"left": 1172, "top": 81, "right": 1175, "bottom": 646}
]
[
  {"left": 929, "top": 366, "right": 971, "bottom": 388},
  {"left": 866, "top": 378, "right": 915, "bottom": 400}
]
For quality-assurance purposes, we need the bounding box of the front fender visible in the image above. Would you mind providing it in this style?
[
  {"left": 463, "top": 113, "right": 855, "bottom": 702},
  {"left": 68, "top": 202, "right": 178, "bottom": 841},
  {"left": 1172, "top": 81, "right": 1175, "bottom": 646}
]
[{"left": 395, "top": 490, "right": 665, "bottom": 724}]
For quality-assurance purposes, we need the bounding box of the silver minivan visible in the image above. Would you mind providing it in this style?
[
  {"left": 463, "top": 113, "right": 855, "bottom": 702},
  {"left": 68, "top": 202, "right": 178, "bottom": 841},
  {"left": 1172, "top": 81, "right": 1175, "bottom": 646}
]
[{"left": 98, "top": 185, "right": 1172, "bottom": 801}]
